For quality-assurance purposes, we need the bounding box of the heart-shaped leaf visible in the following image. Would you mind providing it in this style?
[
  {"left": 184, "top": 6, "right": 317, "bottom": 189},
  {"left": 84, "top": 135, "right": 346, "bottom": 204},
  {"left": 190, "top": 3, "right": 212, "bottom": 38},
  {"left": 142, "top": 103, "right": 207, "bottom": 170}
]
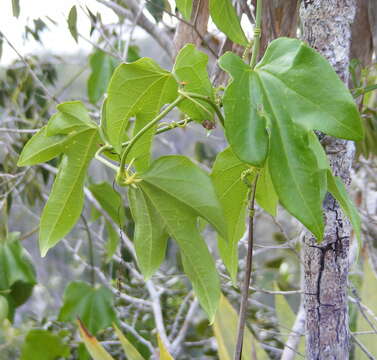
[
  {"left": 104, "top": 58, "right": 178, "bottom": 153},
  {"left": 219, "top": 38, "right": 364, "bottom": 239}
]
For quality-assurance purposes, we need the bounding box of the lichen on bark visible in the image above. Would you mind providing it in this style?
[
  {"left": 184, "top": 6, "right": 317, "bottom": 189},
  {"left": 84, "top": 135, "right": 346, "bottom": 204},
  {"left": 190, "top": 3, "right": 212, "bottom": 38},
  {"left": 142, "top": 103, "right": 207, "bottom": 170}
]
[{"left": 300, "top": 1, "right": 357, "bottom": 359}]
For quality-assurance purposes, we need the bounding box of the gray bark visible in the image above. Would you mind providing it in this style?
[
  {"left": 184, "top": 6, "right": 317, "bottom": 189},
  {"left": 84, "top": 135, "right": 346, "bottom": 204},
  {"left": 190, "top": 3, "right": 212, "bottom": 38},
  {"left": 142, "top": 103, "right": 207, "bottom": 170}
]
[{"left": 300, "top": 1, "right": 357, "bottom": 359}]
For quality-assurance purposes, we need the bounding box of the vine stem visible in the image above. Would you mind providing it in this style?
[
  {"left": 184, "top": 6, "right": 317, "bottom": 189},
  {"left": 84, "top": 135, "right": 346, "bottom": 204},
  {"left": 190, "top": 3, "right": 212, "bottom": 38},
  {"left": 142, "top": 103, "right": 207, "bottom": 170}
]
[
  {"left": 179, "top": 90, "right": 225, "bottom": 126},
  {"left": 234, "top": 173, "right": 259, "bottom": 360},
  {"left": 118, "top": 95, "right": 184, "bottom": 180},
  {"left": 250, "top": 0, "right": 263, "bottom": 69}
]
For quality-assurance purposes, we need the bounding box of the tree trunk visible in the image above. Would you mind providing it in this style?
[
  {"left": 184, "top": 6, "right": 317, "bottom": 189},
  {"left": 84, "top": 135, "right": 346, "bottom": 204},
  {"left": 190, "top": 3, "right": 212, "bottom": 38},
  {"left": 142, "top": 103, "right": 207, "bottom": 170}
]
[{"left": 300, "top": 1, "right": 357, "bottom": 359}]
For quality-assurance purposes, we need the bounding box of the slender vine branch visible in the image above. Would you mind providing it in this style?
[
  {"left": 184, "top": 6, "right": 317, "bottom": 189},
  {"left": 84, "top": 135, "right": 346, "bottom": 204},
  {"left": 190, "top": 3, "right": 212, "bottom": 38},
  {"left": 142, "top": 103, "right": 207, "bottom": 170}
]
[
  {"left": 179, "top": 90, "right": 225, "bottom": 126},
  {"left": 250, "top": 0, "right": 263, "bottom": 69},
  {"left": 118, "top": 95, "right": 184, "bottom": 182},
  {"left": 234, "top": 172, "right": 259, "bottom": 360}
]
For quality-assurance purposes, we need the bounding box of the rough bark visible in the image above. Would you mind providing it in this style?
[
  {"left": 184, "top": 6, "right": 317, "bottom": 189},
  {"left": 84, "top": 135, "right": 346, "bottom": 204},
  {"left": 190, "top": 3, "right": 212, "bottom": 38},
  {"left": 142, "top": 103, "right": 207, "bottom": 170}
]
[
  {"left": 173, "top": 0, "right": 209, "bottom": 54},
  {"left": 300, "top": 1, "right": 357, "bottom": 359}
]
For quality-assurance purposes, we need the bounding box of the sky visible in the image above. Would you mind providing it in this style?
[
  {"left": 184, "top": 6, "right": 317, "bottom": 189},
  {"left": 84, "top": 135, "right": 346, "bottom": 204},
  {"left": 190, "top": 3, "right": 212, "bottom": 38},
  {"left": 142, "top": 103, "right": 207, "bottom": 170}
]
[{"left": 0, "top": 0, "right": 118, "bottom": 64}]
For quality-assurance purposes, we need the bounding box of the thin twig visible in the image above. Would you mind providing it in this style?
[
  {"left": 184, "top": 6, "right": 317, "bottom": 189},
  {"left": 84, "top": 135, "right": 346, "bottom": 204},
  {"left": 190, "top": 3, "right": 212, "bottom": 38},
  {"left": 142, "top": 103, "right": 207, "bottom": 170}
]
[
  {"left": 234, "top": 173, "right": 259, "bottom": 360},
  {"left": 351, "top": 334, "right": 377, "bottom": 360}
]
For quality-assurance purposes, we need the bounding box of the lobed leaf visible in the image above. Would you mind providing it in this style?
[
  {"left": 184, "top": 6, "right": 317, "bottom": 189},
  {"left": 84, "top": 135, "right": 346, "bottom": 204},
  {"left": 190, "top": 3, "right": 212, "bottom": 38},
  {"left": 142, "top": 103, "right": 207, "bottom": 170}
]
[
  {"left": 59, "top": 281, "right": 117, "bottom": 334},
  {"left": 104, "top": 58, "right": 177, "bottom": 153},
  {"left": 219, "top": 37, "right": 363, "bottom": 239}
]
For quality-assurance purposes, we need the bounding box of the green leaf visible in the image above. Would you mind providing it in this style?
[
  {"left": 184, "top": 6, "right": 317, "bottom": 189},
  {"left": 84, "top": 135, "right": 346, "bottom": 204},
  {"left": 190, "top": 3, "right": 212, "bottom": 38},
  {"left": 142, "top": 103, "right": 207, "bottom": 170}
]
[
  {"left": 127, "top": 45, "right": 141, "bottom": 62},
  {"left": 209, "top": 0, "right": 248, "bottom": 46},
  {"left": 113, "top": 323, "right": 145, "bottom": 360},
  {"left": 104, "top": 221, "right": 119, "bottom": 263},
  {"left": 213, "top": 294, "right": 268, "bottom": 360},
  {"left": 176, "top": 0, "right": 193, "bottom": 21},
  {"left": 327, "top": 172, "right": 361, "bottom": 245},
  {"left": 140, "top": 156, "right": 226, "bottom": 238},
  {"left": 88, "top": 182, "right": 125, "bottom": 224},
  {"left": 134, "top": 155, "right": 224, "bottom": 320},
  {"left": 219, "top": 55, "right": 269, "bottom": 166},
  {"left": 68, "top": 5, "right": 78, "bottom": 43},
  {"left": 0, "top": 238, "right": 36, "bottom": 319},
  {"left": 255, "top": 164, "right": 278, "bottom": 216},
  {"left": 173, "top": 44, "right": 214, "bottom": 121},
  {"left": 129, "top": 187, "right": 168, "bottom": 280},
  {"left": 127, "top": 113, "right": 157, "bottom": 171},
  {"left": 88, "top": 50, "right": 117, "bottom": 104},
  {"left": 17, "top": 127, "right": 68, "bottom": 166},
  {"left": 47, "top": 101, "right": 97, "bottom": 136},
  {"left": 219, "top": 36, "right": 363, "bottom": 240},
  {"left": 157, "top": 333, "right": 174, "bottom": 360},
  {"left": 20, "top": 329, "right": 70, "bottom": 360},
  {"left": 78, "top": 320, "right": 115, "bottom": 360},
  {"left": 39, "top": 129, "right": 99, "bottom": 256},
  {"left": 59, "top": 281, "right": 117, "bottom": 334},
  {"left": 211, "top": 147, "right": 249, "bottom": 282},
  {"left": 12, "top": 0, "right": 20, "bottom": 18},
  {"left": 257, "top": 38, "right": 363, "bottom": 141},
  {"left": 105, "top": 58, "right": 178, "bottom": 153},
  {"left": 274, "top": 288, "right": 295, "bottom": 338}
]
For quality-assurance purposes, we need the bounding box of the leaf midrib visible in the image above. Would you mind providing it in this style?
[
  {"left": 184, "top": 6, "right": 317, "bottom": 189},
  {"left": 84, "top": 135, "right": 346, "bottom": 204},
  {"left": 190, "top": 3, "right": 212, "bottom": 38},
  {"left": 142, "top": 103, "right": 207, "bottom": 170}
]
[{"left": 42, "top": 130, "right": 97, "bottom": 243}]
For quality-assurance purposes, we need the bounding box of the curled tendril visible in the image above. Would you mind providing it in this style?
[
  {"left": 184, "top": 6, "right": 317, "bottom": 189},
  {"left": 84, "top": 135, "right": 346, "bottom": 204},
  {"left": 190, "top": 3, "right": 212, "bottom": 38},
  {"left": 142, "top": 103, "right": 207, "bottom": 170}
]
[{"left": 241, "top": 168, "right": 257, "bottom": 188}]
